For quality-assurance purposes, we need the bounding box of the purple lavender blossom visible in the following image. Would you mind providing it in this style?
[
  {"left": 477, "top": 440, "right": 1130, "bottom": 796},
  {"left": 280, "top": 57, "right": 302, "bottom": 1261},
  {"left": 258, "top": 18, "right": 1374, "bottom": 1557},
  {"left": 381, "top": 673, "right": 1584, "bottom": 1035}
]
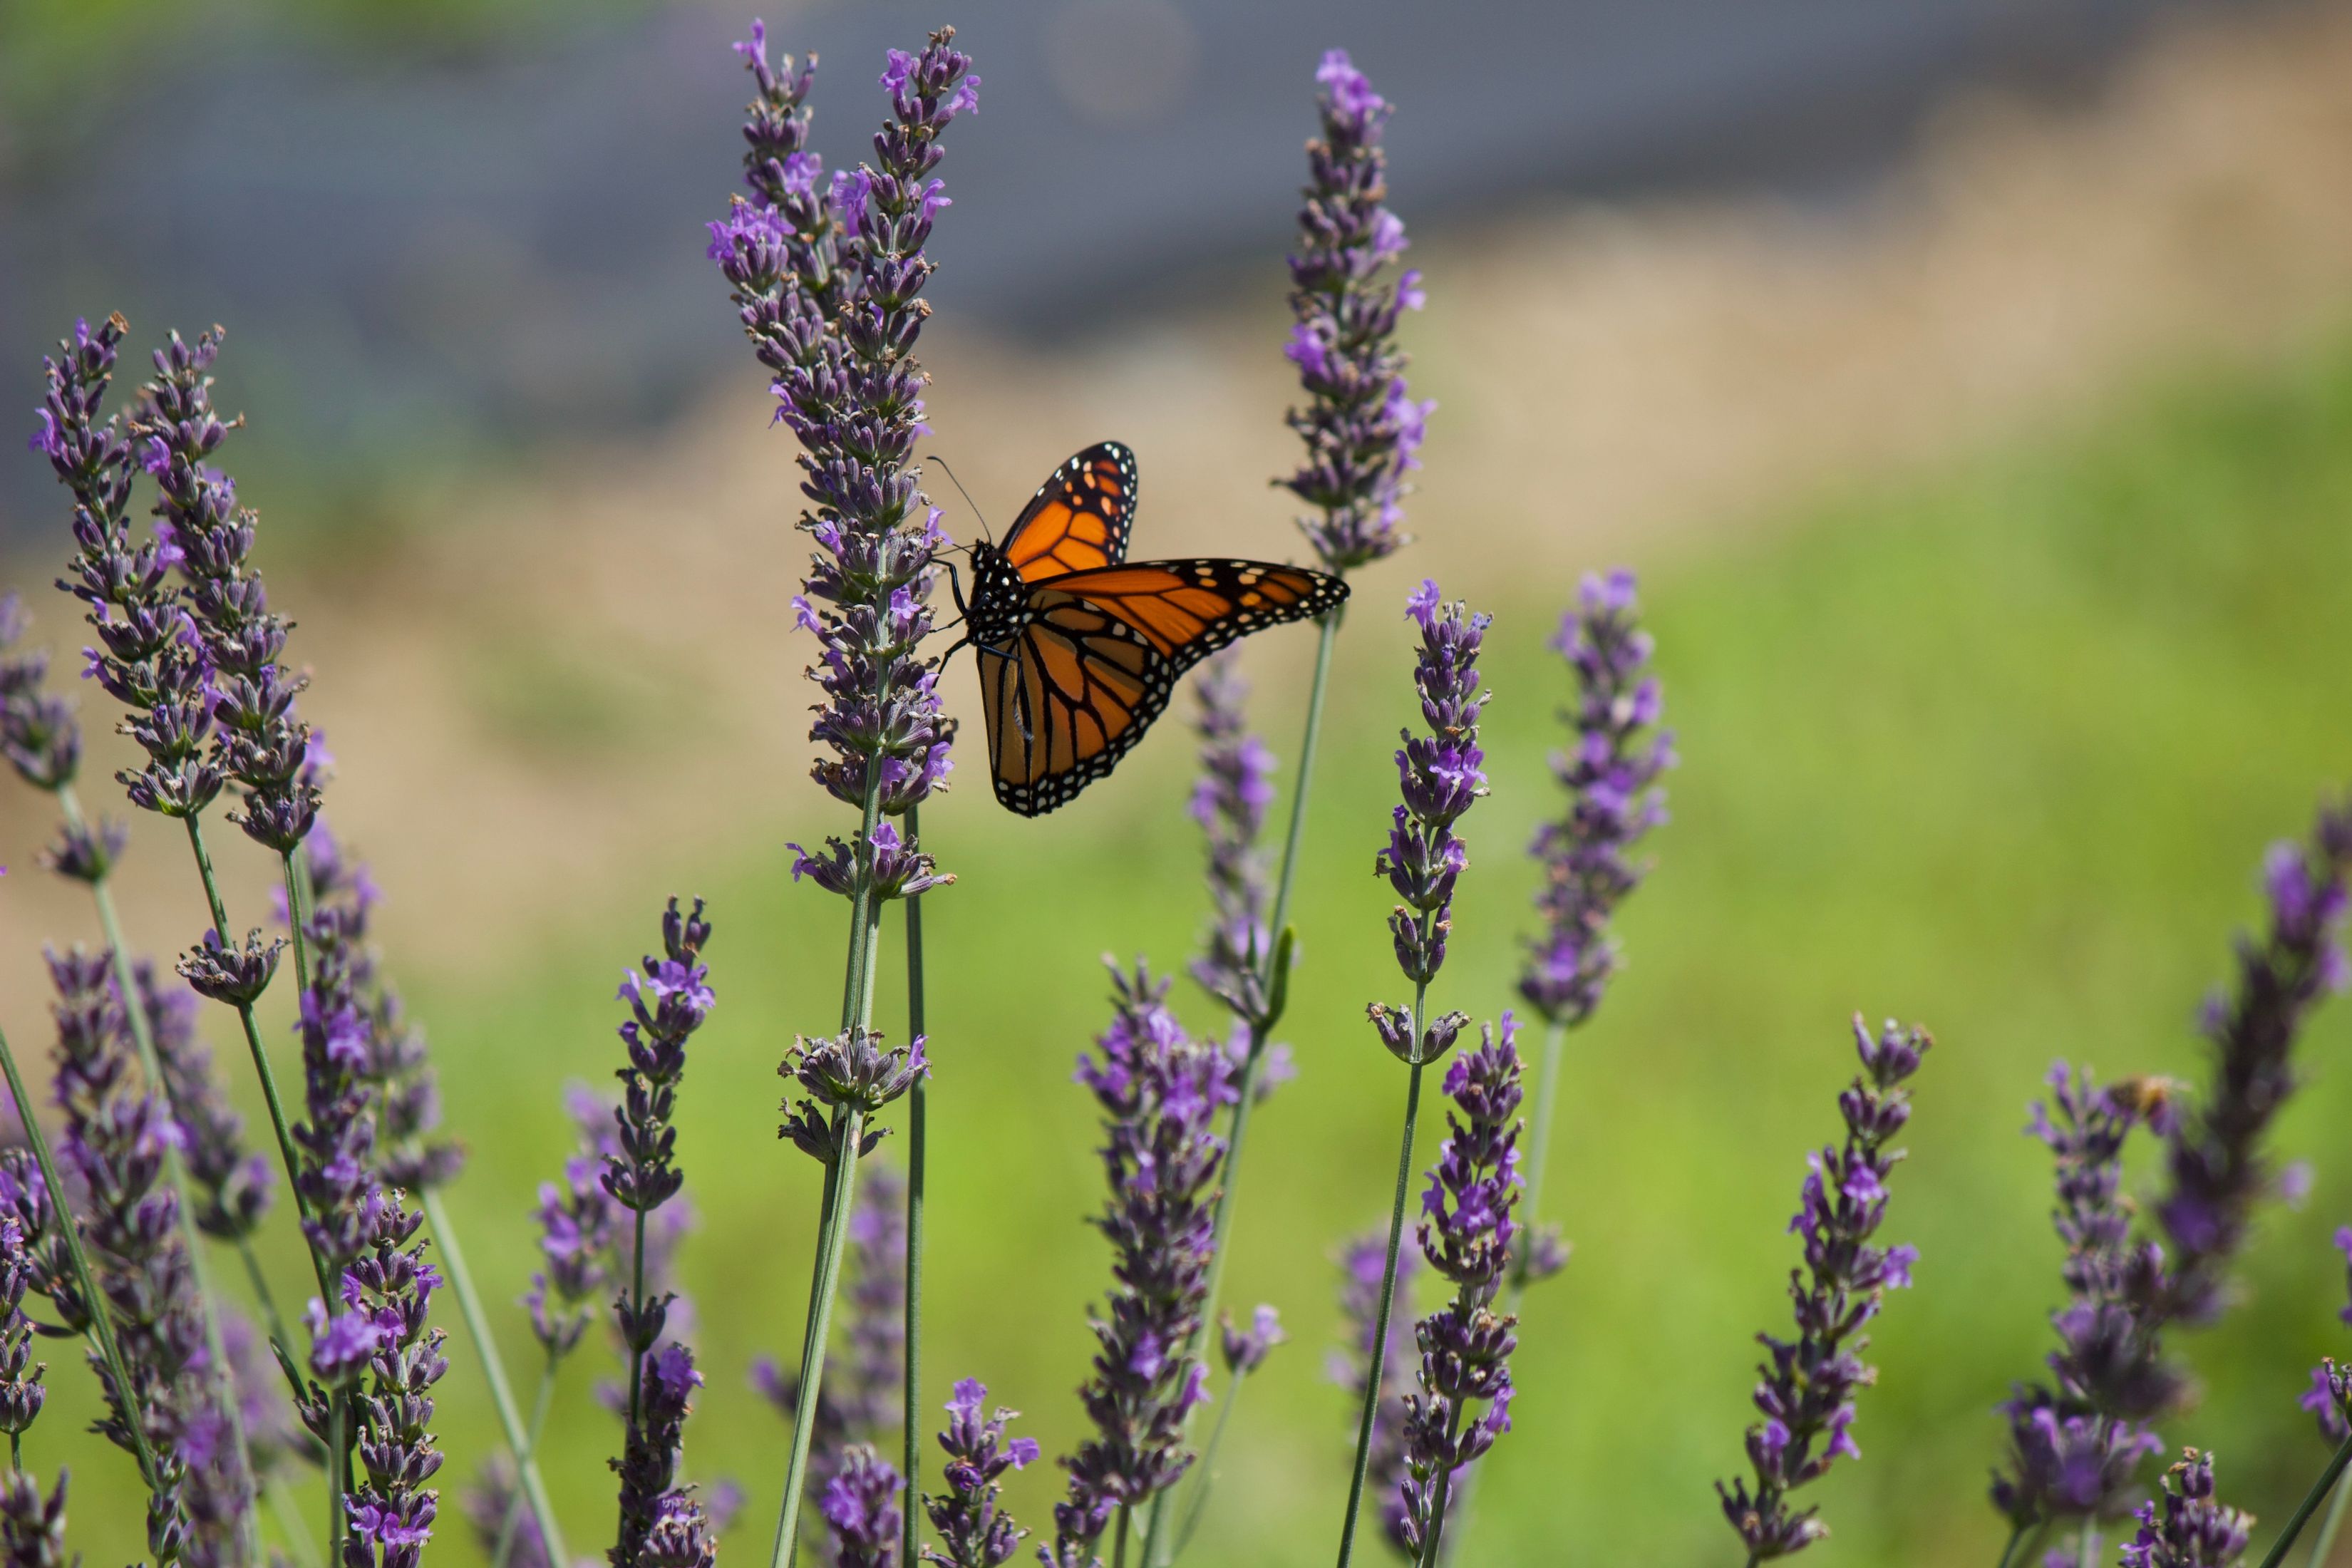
[
  {"left": 711, "top": 25, "right": 969, "bottom": 887},
  {"left": 43, "top": 945, "right": 247, "bottom": 1567},
  {"left": 1333, "top": 1234, "right": 1420, "bottom": 1557},
  {"left": 1394, "top": 1019, "right": 1526, "bottom": 1559},
  {"left": 2119, "top": 1450, "right": 2251, "bottom": 1568},
  {"left": 922, "top": 1380, "right": 1036, "bottom": 1568},
  {"left": 43, "top": 316, "right": 225, "bottom": 824},
  {"left": 1189, "top": 651, "right": 1280, "bottom": 1029},
  {"left": 0, "top": 1471, "right": 69, "bottom": 1564},
  {"left": 2157, "top": 800, "right": 2352, "bottom": 1325},
  {"left": 614, "top": 1343, "right": 719, "bottom": 1568},
  {"left": 822, "top": 1445, "right": 904, "bottom": 1568},
  {"left": 290, "top": 895, "right": 384, "bottom": 1285},
  {"left": 0, "top": 593, "right": 81, "bottom": 793},
  {"left": 527, "top": 1138, "right": 619, "bottom": 1361},
  {"left": 1368, "top": 582, "right": 1487, "bottom": 1053},
  {"left": 0, "top": 1214, "right": 46, "bottom": 1450},
  {"left": 135, "top": 961, "right": 272, "bottom": 1244},
  {"left": 1048, "top": 964, "right": 1234, "bottom": 1564},
  {"left": 133, "top": 328, "right": 321, "bottom": 854},
  {"left": 755, "top": 1164, "right": 906, "bottom": 1549},
  {"left": 339, "top": 1199, "right": 449, "bottom": 1568},
  {"left": 780, "top": 1031, "right": 927, "bottom": 1167},
  {"left": 1282, "top": 51, "right": 1432, "bottom": 572},
  {"left": 1717, "top": 1016, "right": 1929, "bottom": 1562},
  {"left": 1520, "top": 569, "right": 1673, "bottom": 1029},
  {"left": 1992, "top": 1068, "right": 2177, "bottom": 1537},
  {"left": 2300, "top": 1229, "right": 2352, "bottom": 1446}
]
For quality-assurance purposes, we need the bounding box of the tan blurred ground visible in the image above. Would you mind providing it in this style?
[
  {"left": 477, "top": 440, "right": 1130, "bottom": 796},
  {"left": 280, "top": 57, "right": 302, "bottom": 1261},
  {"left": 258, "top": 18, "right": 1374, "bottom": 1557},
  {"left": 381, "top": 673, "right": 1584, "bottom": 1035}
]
[{"left": 6, "top": 0, "right": 2352, "bottom": 1015}]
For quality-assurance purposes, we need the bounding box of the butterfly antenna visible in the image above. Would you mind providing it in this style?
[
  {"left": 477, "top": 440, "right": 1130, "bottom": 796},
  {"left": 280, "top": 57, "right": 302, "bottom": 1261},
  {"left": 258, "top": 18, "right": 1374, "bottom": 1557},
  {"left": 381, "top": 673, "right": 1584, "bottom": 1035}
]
[{"left": 928, "top": 454, "right": 991, "bottom": 543}]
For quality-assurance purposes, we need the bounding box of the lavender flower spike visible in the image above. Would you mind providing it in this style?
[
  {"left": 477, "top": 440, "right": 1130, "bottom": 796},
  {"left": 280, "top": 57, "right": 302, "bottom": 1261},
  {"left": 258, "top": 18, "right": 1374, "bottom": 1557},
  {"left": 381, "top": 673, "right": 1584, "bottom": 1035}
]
[
  {"left": 823, "top": 1445, "right": 904, "bottom": 1568},
  {"left": 1520, "top": 569, "right": 1673, "bottom": 1030},
  {"left": 922, "top": 1379, "right": 1036, "bottom": 1568},
  {"left": 2157, "top": 798, "right": 2352, "bottom": 1324},
  {"left": 1717, "top": 1016, "right": 1930, "bottom": 1562},
  {"left": 1190, "top": 651, "right": 1280, "bottom": 1031},
  {"left": 339, "top": 1198, "right": 450, "bottom": 1568},
  {"left": 2120, "top": 1450, "right": 2251, "bottom": 1568},
  {"left": 1048, "top": 964, "right": 1234, "bottom": 1566},
  {"left": 1283, "top": 50, "right": 1432, "bottom": 572},
  {"left": 0, "top": 1213, "right": 46, "bottom": 1460},
  {"left": 0, "top": 592, "right": 81, "bottom": 794},
  {"left": 1396, "top": 1018, "right": 1527, "bottom": 1560}
]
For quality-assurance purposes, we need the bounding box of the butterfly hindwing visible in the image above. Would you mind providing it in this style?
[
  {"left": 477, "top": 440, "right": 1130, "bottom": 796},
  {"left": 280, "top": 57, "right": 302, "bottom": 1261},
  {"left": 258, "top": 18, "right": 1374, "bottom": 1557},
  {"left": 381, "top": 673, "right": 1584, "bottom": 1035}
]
[
  {"left": 1001, "top": 441, "right": 1138, "bottom": 584},
  {"left": 978, "top": 562, "right": 1346, "bottom": 816}
]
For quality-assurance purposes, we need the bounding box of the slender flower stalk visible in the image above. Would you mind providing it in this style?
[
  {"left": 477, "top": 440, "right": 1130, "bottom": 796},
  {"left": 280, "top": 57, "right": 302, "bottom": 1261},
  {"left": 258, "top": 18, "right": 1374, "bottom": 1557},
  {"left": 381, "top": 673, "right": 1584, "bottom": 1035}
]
[
  {"left": 1045, "top": 966, "right": 1234, "bottom": 1568},
  {"left": 1396, "top": 1020, "right": 1527, "bottom": 1566},
  {"left": 1332, "top": 1234, "right": 1421, "bottom": 1558},
  {"left": 1716, "top": 1016, "right": 1930, "bottom": 1563},
  {"left": 1181, "top": 67, "right": 1438, "bottom": 1517},
  {"left": 922, "top": 1380, "right": 1037, "bottom": 1567},
  {"left": 2157, "top": 800, "right": 2352, "bottom": 1326},
  {"left": 600, "top": 898, "right": 719, "bottom": 1568},
  {"left": 1337, "top": 583, "right": 1487, "bottom": 1568},
  {"left": 711, "top": 24, "right": 969, "bottom": 1567}
]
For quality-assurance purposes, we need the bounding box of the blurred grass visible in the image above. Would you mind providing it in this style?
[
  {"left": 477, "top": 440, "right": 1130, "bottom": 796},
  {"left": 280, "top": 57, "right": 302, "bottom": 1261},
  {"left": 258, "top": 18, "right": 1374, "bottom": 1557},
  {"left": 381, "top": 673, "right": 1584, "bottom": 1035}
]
[{"left": 24, "top": 328, "right": 2352, "bottom": 1564}]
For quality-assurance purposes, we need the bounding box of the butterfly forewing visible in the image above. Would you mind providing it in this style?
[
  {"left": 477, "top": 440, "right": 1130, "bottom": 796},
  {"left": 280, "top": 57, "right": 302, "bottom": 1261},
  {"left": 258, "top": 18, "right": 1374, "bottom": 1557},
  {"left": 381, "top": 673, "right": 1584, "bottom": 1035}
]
[{"left": 1002, "top": 441, "right": 1138, "bottom": 583}]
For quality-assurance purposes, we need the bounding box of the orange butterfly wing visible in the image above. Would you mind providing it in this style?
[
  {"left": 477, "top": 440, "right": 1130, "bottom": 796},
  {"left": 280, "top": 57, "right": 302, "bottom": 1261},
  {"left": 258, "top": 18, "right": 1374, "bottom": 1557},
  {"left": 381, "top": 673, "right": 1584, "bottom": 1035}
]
[
  {"left": 980, "top": 561, "right": 1348, "bottom": 816},
  {"left": 1000, "top": 442, "right": 1138, "bottom": 583}
]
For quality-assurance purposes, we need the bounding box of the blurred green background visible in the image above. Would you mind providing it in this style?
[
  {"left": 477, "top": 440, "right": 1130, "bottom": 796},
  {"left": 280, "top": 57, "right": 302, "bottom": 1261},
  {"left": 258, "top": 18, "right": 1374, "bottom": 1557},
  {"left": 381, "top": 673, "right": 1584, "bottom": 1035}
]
[{"left": 5, "top": 1, "right": 2352, "bottom": 1564}]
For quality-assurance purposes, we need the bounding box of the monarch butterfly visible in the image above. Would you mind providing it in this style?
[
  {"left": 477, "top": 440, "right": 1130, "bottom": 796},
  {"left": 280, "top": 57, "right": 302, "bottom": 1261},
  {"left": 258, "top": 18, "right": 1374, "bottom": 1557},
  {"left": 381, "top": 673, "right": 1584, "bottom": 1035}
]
[{"left": 947, "top": 440, "right": 1348, "bottom": 816}]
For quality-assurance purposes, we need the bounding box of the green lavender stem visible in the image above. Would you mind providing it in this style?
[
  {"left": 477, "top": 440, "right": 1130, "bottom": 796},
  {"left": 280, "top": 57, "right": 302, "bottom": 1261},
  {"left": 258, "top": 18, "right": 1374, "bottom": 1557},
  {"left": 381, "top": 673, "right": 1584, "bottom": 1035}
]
[
  {"left": 0, "top": 1023, "right": 161, "bottom": 1490},
  {"left": 56, "top": 784, "right": 259, "bottom": 1554},
  {"left": 421, "top": 1186, "right": 569, "bottom": 1567},
  {"left": 2260, "top": 1429, "right": 2352, "bottom": 1568},
  {"left": 1172, "top": 1364, "right": 1249, "bottom": 1554},
  {"left": 903, "top": 801, "right": 932, "bottom": 1568},
  {"left": 1335, "top": 978, "right": 1429, "bottom": 1568},
  {"left": 2307, "top": 1460, "right": 2352, "bottom": 1568},
  {"left": 492, "top": 1348, "right": 564, "bottom": 1568},
  {"left": 770, "top": 1109, "right": 869, "bottom": 1568}
]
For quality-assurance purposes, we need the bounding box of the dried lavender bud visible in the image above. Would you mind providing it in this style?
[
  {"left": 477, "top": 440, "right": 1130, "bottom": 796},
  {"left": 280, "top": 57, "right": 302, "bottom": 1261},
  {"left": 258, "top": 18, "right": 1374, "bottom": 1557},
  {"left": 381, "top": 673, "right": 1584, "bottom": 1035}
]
[
  {"left": 0, "top": 1216, "right": 46, "bottom": 1441},
  {"left": 132, "top": 328, "right": 321, "bottom": 852},
  {"left": 823, "top": 1444, "right": 904, "bottom": 1568},
  {"left": 340, "top": 1196, "right": 448, "bottom": 1567},
  {"left": 2158, "top": 799, "right": 2352, "bottom": 1324},
  {"left": 0, "top": 594, "right": 80, "bottom": 793},
  {"left": 1992, "top": 1067, "right": 2175, "bottom": 1535},
  {"left": 2120, "top": 1450, "right": 2251, "bottom": 1568},
  {"left": 40, "top": 315, "right": 224, "bottom": 822},
  {"left": 1189, "top": 651, "right": 1279, "bottom": 1029},
  {"left": 1331, "top": 1232, "right": 1420, "bottom": 1557},
  {"left": 1717, "top": 1016, "right": 1929, "bottom": 1561},
  {"left": 1049, "top": 964, "right": 1232, "bottom": 1562},
  {"left": 1372, "top": 582, "right": 1487, "bottom": 1010},
  {"left": 753, "top": 1165, "right": 905, "bottom": 1535},
  {"left": 174, "top": 927, "right": 282, "bottom": 1006},
  {"left": 709, "top": 26, "right": 967, "bottom": 872},
  {"left": 613, "top": 1343, "right": 718, "bottom": 1568},
  {"left": 1520, "top": 569, "right": 1673, "bottom": 1028},
  {"left": 1281, "top": 51, "right": 1430, "bottom": 572},
  {"left": 922, "top": 1379, "right": 1036, "bottom": 1568},
  {"left": 136, "top": 962, "right": 273, "bottom": 1243},
  {"left": 1395, "top": 1019, "right": 1525, "bottom": 1557}
]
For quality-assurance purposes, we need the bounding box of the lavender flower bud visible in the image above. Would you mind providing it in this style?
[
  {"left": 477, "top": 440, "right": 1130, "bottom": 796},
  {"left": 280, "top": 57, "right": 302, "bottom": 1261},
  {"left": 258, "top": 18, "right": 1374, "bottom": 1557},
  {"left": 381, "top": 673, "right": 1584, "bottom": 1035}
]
[
  {"left": 2157, "top": 798, "right": 2352, "bottom": 1325},
  {"left": 1717, "top": 1015, "right": 1929, "bottom": 1560},
  {"left": 1282, "top": 52, "right": 1430, "bottom": 571},
  {"left": 790, "top": 819, "right": 954, "bottom": 902},
  {"left": 1521, "top": 569, "right": 1673, "bottom": 1027},
  {"left": 822, "top": 1444, "right": 904, "bottom": 1568},
  {"left": 0, "top": 1218, "right": 46, "bottom": 1440},
  {"left": 1049, "top": 964, "right": 1233, "bottom": 1559},
  {"left": 0, "top": 596, "right": 81, "bottom": 793},
  {"left": 922, "top": 1379, "right": 1036, "bottom": 1568},
  {"left": 526, "top": 1145, "right": 617, "bottom": 1359},
  {"left": 2119, "top": 1450, "right": 2251, "bottom": 1568},
  {"left": 780, "top": 1028, "right": 926, "bottom": 1154},
  {"left": 0, "top": 1471, "right": 70, "bottom": 1566},
  {"left": 39, "top": 817, "right": 125, "bottom": 884},
  {"left": 174, "top": 927, "right": 282, "bottom": 1006},
  {"left": 1219, "top": 1306, "right": 1284, "bottom": 1379}
]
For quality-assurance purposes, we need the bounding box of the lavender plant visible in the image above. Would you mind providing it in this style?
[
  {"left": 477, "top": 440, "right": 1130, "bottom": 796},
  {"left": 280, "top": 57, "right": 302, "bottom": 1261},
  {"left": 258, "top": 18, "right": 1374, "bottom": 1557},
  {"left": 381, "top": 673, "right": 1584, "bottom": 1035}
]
[
  {"left": 921, "top": 1380, "right": 1037, "bottom": 1568},
  {"left": 709, "top": 26, "right": 969, "bottom": 1563},
  {"left": 1338, "top": 581, "right": 1488, "bottom": 1568},
  {"left": 1048, "top": 964, "right": 1234, "bottom": 1568},
  {"left": 2121, "top": 1451, "right": 2251, "bottom": 1568},
  {"left": 1716, "top": 1016, "right": 1929, "bottom": 1564}
]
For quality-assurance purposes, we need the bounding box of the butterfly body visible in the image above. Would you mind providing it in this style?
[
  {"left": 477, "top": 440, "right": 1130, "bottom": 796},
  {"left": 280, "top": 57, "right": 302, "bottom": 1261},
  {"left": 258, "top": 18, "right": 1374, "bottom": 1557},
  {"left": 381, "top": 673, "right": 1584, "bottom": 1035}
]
[{"left": 957, "top": 441, "right": 1347, "bottom": 816}]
